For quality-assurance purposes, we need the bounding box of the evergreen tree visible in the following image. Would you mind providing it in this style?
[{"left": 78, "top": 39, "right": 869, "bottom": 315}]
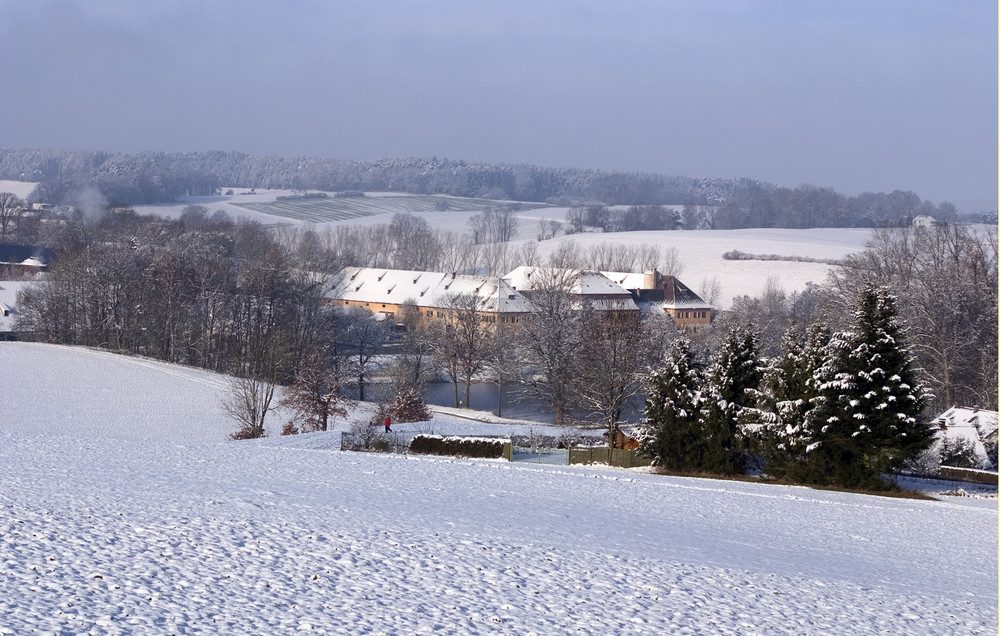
[
  {"left": 755, "top": 322, "right": 831, "bottom": 480},
  {"left": 637, "top": 337, "right": 704, "bottom": 470},
  {"left": 809, "top": 285, "right": 933, "bottom": 488},
  {"left": 699, "top": 324, "right": 764, "bottom": 474}
]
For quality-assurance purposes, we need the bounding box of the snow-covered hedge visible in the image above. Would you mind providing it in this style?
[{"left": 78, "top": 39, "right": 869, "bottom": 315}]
[{"left": 408, "top": 435, "right": 508, "bottom": 459}]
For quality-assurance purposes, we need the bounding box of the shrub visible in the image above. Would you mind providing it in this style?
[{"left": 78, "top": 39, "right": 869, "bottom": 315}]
[
  {"left": 347, "top": 417, "right": 378, "bottom": 450},
  {"left": 390, "top": 388, "right": 431, "bottom": 423},
  {"left": 409, "top": 435, "right": 505, "bottom": 459},
  {"left": 230, "top": 426, "right": 266, "bottom": 441},
  {"left": 371, "top": 434, "right": 393, "bottom": 453},
  {"left": 281, "top": 421, "right": 299, "bottom": 436}
]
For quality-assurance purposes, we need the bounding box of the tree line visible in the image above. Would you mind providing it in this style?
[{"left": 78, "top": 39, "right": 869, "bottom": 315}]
[{"left": 4, "top": 147, "right": 984, "bottom": 229}]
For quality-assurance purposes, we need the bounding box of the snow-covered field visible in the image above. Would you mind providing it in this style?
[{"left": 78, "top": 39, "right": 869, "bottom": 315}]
[
  {"left": 0, "top": 180, "right": 38, "bottom": 199},
  {"left": 1, "top": 342, "right": 996, "bottom": 634}
]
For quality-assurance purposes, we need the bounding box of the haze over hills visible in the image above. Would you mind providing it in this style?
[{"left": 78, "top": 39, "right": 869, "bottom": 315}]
[{"left": 0, "top": 147, "right": 984, "bottom": 227}]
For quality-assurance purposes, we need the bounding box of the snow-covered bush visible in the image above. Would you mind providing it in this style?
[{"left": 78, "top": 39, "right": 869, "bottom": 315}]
[{"left": 389, "top": 388, "right": 431, "bottom": 423}]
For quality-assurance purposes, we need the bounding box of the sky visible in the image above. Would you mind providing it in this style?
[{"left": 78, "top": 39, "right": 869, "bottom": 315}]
[{"left": 1, "top": 0, "right": 996, "bottom": 208}]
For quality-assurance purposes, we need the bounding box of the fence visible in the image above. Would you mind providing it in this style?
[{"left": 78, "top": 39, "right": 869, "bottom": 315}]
[
  {"left": 568, "top": 446, "right": 654, "bottom": 469},
  {"left": 510, "top": 445, "right": 569, "bottom": 465},
  {"left": 339, "top": 431, "right": 653, "bottom": 469},
  {"left": 939, "top": 466, "right": 999, "bottom": 485},
  {"left": 341, "top": 430, "right": 415, "bottom": 454}
]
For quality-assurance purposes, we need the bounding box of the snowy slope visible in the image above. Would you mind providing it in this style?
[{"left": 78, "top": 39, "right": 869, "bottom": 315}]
[{"left": 1, "top": 342, "right": 997, "bottom": 634}]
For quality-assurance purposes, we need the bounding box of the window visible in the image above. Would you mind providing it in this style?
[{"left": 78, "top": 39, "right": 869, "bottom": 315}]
[{"left": 427, "top": 310, "right": 433, "bottom": 317}]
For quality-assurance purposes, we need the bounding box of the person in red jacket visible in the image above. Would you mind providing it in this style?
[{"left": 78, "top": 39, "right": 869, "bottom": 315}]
[{"left": 384, "top": 416, "right": 392, "bottom": 433}]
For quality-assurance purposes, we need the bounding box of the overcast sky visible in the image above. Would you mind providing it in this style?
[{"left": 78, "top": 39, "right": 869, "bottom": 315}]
[{"left": 1, "top": 0, "right": 996, "bottom": 207}]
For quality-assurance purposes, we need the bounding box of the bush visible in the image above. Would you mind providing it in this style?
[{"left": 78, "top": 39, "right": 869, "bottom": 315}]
[
  {"left": 348, "top": 417, "right": 379, "bottom": 450},
  {"left": 390, "top": 388, "right": 431, "bottom": 423},
  {"left": 371, "top": 434, "right": 393, "bottom": 453},
  {"left": 230, "top": 426, "right": 266, "bottom": 441},
  {"left": 409, "top": 435, "right": 505, "bottom": 459},
  {"left": 369, "top": 403, "right": 392, "bottom": 428}
]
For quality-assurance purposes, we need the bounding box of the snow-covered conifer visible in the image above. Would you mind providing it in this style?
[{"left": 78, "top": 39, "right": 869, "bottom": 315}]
[
  {"left": 755, "top": 322, "right": 831, "bottom": 480},
  {"left": 809, "top": 285, "right": 933, "bottom": 488},
  {"left": 699, "top": 324, "right": 764, "bottom": 474},
  {"left": 637, "top": 337, "right": 704, "bottom": 470}
]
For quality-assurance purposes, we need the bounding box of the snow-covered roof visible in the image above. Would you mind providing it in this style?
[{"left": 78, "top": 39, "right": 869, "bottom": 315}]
[
  {"left": 602, "top": 269, "right": 711, "bottom": 311},
  {"left": 602, "top": 271, "right": 647, "bottom": 289},
  {"left": 933, "top": 407, "right": 999, "bottom": 470},
  {"left": 0, "top": 280, "right": 31, "bottom": 332},
  {"left": 326, "top": 267, "right": 536, "bottom": 314},
  {"left": 936, "top": 407, "right": 999, "bottom": 439},
  {"left": 503, "top": 266, "right": 637, "bottom": 306}
]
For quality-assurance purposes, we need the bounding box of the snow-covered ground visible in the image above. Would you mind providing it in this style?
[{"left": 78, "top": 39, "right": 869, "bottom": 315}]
[
  {"left": 0, "top": 180, "right": 38, "bottom": 199},
  {"left": 1, "top": 342, "right": 997, "bottom": 634}
]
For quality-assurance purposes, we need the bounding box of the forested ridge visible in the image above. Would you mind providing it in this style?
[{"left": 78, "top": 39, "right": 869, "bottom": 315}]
[{"left": 0, "top": 147, "right": 970, "bottom": 228}]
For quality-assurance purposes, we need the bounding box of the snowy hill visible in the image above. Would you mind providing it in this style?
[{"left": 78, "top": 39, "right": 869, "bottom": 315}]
[{"left": 1, "top": 342, "right": 996, "bottom": 634}]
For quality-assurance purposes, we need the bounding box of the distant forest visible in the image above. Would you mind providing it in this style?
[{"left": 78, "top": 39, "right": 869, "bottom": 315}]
[{"left": 0, "top": 147, "right": 971, "bottom": 229}]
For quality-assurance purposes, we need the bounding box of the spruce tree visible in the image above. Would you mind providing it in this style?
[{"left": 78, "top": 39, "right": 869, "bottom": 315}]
[
  {"left": 699, "top": 324, "right": 764, "bottom": 474},
  {"left": 810, "top": 285, "right": 933, "bottom": 488},
  {"left": 757, "top": 322, "right": 831, "bottom": 480},
  {"left": 637, "top": 337, "right": 704, "bottom": 471}
]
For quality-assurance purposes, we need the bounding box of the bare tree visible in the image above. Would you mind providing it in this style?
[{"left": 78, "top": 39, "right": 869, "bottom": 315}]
[
  {"left": 389, "top": 300, "right": 436, "bottom": 393},
  {"left": 440, "top": 292, "right": 494, "bottom": 408},
  {"left": 484, "top": 316, "right": 521, "bottom": 417},
  {"left": 826, "top": 224, "right": 998, "bottom": 410},
  {"left": 222, "top": 373, "right": 278, "bottom": 439},
  {"left": 469, "top": 207, "right": 518, "bottom": 244},
  {"left": 661, "top": 245, "right": 685, "bottom": 277},
  {"left": 518, "top": 266, "right": 580, "bottom": 426},
  {"left": 634, "top": 243, "right": 662, "bottom": 273},
  {"left": 573, "top": 307, "right": 650, "bottom": 443},
  {"left": 698, "top": 276, "right": 722, "bottom": 308},
  {"left": 338, "top": 307, "right": 391, "bottom": 401},
  {"left": 0, "top": 192, "right": 24, "bottom": 242},
  {"left": 279, "top": 344, "right": 350, "bottom": 433}
]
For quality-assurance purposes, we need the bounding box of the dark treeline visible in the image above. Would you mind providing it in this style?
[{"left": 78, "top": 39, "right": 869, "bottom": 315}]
[
  {"left": 0, "top": 147, "right": 749, "bottom": 208},
  {"left": 694, "top": 184, "right": 961, "bottom": 229},
  {"left": 1, "top": 148, "right": 973, "bottom": 229}
]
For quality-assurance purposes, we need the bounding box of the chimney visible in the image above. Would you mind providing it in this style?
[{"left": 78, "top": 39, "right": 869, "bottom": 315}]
[{"left": 643, "top": 268, "right": 659, "bottom": 290}]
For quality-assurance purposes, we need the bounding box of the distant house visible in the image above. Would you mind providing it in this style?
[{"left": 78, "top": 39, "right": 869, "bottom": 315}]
[
  {"left": 324, "top": 267, "right": 537, "bottom": 325},
  {"left": 932, "top": 406, "right": 998, "bottom": 471},
  {"left": 602, "top": 268, "right": 712, "bottom": 328},
  {"left": 502, "top": 266, "right": 640, "bottom": 314},
  {"left": 0, "top": 280, "right": 32, "bottom": 340},
  {"left": 0, "top": 244, "right": 54, "bottom": 274},
  {"left": 912, "top": 215, "right": 936, "bottom": 228},
  {"left": 325, "top": 265, "right": 713, "bottom": 330}
]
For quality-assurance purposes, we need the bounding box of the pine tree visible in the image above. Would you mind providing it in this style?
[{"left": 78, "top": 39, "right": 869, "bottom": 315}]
[
  {"left": 699, "top": 324, "right": 764, "bottom": 474},
  {"left": 810, "top": 285, "right": 933, "bottom": 488},
  {"left": 637, "top": 337, "right": 704, "bottom": 470}
]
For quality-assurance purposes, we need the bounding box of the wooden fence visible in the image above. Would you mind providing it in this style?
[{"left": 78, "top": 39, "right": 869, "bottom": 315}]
[{"left": 568, "top": 446, "right": 653, "bottom": 469}]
